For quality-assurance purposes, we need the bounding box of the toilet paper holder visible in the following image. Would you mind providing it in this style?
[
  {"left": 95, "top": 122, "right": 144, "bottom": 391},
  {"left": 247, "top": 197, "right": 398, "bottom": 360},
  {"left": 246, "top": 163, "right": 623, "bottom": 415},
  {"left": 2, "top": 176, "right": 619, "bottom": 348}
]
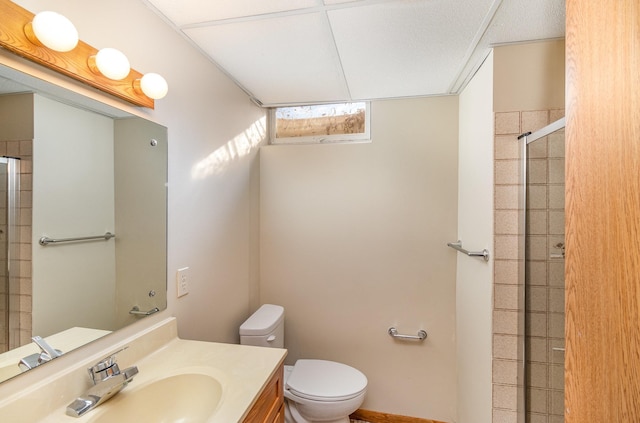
[{"left": 388, "top": 327, "right": 427, "bottom": 341}]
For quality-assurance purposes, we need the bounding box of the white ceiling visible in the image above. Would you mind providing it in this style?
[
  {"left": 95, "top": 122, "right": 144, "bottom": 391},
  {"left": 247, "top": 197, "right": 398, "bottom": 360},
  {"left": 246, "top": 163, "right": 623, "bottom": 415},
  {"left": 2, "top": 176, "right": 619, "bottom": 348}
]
[{"left": 142, "top": 0, "right": 564, "bottom": 106}]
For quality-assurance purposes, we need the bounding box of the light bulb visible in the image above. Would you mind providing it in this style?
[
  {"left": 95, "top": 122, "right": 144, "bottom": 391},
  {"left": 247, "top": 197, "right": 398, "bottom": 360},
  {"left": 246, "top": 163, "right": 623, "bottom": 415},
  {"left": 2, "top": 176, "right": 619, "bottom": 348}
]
[
  {"left": 88, "top": 48, "right": 131, "bottom": 80},
  {"left": 26, "top": 11, "right": 78, "bottom": 52},
  {"left": 134, "top": 73, "right": 168, "bottom": 100}
]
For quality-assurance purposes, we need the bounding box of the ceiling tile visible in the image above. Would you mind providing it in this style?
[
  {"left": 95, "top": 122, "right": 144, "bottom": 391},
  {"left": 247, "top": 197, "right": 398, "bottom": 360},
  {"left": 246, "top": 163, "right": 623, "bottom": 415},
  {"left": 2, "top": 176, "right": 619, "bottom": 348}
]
[
  {"left": 149, "top": 0, "right": 321, "bottom": 26},
  {"left": 328, "top": 0, "right": 496, "bottom": 99},
  {"left": 184, "top": 13, "right": 350, "bottom": 105}
]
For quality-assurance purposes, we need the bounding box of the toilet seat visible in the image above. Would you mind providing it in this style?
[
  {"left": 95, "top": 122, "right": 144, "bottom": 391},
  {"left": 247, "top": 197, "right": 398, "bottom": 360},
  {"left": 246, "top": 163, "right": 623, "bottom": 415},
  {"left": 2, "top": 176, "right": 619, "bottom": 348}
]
[{"left": 286, "top": 359, "right": 368, "bottom": 402}]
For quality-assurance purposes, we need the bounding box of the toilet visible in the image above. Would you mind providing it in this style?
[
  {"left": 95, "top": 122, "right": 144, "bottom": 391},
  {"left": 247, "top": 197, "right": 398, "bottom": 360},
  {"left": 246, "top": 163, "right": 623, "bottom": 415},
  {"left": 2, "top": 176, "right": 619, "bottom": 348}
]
[{"left": 240, "top": 304, "right": 367, "bottom": 423}]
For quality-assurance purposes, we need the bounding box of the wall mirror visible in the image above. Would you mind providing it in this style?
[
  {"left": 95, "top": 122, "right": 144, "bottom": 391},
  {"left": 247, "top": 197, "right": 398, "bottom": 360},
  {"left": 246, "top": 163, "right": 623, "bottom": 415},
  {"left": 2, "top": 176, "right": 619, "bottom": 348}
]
[{"left": 0, "top": 62, "right": 168, "bottom": 383}]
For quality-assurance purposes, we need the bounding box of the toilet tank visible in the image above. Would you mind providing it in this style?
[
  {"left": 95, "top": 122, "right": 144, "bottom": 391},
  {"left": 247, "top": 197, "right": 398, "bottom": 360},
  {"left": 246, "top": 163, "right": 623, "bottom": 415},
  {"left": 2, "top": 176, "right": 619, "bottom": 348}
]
[{"left": 239, "top": 304, "right": 285, "bottom": 348}]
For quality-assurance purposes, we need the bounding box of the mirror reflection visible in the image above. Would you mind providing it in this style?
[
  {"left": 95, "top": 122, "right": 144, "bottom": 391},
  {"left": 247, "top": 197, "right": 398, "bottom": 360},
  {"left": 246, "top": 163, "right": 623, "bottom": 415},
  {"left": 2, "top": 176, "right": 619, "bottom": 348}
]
[{"left": 0, "top": 66, "right": 167, "bottom": 383}]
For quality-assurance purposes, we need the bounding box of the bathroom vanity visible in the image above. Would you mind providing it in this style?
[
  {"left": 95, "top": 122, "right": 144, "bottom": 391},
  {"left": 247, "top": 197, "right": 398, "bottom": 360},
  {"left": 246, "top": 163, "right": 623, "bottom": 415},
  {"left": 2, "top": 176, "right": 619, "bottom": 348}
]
[{"left": 0, "top": 318, "right": 286, "bottom": 422}]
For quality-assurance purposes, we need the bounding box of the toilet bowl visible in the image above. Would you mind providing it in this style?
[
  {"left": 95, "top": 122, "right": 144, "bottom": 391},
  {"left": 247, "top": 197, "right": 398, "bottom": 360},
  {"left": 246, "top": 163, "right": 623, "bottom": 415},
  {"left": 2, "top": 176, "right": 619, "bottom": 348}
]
[{"left": 240, "top": 304, "right": 368, "bottom": 423}]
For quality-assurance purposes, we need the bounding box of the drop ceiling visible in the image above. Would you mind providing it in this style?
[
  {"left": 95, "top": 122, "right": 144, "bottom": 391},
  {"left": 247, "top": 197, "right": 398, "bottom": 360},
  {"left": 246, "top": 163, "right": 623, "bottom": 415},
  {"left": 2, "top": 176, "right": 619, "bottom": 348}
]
[{"left": 152, "top": 0, "right": 564, "bottom": 106}]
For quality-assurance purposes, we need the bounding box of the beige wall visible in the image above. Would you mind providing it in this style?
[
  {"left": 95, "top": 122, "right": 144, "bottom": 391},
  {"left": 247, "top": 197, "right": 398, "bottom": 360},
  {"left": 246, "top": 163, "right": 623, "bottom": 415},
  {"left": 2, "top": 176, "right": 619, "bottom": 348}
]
[
  {"left": 260, "top": 97, "right": 459, "bottom": 420},
  {"left": 456, "top": 52, "right": 494, "bottom": 423},
  {"left": 494, "top": 40, "right": 565, "bottom": 113}
]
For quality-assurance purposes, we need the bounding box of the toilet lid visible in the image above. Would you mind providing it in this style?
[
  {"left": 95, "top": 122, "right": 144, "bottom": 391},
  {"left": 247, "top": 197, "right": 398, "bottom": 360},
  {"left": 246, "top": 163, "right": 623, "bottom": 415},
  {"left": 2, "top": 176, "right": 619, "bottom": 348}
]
[{"left": 286, "top": 359, "right": 367, "bottom": 402}]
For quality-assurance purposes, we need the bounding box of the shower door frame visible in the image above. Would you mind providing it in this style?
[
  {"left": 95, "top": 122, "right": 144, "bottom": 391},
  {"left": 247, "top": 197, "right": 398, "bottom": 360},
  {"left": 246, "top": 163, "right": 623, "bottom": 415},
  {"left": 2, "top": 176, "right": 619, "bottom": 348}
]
[
  {"left": 0, "top": 156, "right": 20, "bottom": 352},
  {"left": 518, "top": 117, "right": 566, "bottom": 422}
]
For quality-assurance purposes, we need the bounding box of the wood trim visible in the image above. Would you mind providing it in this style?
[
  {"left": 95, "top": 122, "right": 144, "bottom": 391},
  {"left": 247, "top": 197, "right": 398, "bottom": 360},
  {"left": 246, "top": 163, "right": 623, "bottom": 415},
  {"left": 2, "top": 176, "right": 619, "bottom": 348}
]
[
  {"left": 350, "top": 409, "right": 447, "bottom": 423},
  {"left": 0, "top": 0, "right": 154, "bottom": 108},
  {"left": 565, "top": 0, "right": 640, "bottom": 421}
]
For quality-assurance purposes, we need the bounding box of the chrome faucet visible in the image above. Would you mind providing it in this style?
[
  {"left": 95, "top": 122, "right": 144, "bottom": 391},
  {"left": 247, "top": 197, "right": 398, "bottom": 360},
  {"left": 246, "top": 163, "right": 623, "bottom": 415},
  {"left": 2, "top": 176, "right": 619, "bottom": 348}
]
[
  {"left": 66, "top": 349, "right": 138, "bottom": 418},
  {"left": 19, "top": 336, "right": 63, "bottom": 371}
]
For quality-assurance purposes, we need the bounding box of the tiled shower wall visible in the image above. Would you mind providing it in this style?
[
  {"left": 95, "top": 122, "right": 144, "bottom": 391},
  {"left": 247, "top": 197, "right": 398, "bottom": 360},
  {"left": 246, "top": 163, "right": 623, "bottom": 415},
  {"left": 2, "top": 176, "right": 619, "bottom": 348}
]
[
  {"left": 0, "top": 139, "right": 33, "bottom": 353},
  {"left": 492, "top": 109, "right": 565, "bottom": 423}
]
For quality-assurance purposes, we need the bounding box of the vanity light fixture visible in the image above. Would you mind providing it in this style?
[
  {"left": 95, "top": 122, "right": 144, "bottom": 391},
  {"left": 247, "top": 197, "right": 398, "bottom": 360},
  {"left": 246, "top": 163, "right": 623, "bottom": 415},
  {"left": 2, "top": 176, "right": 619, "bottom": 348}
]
[
  {"left": 133, "top": 73, "right": 168, "bottom": 100},
  {"left": 0, "top": 0, "right": 166, "bottom": 108},
  {"left": 88, "top": 48, "right": 131, "bottom": 80},
  {"left": 24, "top": 11, "right": 79, "bottom": 52}
]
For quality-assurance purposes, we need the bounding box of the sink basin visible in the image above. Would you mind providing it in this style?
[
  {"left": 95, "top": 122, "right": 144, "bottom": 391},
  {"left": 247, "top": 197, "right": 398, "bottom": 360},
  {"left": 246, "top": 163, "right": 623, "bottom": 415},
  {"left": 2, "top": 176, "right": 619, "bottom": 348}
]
[{"left": 88, "top": 373, "right": 223, "bottom": 423}]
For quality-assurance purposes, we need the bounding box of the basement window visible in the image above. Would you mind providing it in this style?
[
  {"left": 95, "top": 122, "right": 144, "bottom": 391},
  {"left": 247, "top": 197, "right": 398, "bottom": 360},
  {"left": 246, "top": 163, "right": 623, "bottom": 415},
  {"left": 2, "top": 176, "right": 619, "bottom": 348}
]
[{"left": 270, "top": 102, "right": 370, "bottom": 144}]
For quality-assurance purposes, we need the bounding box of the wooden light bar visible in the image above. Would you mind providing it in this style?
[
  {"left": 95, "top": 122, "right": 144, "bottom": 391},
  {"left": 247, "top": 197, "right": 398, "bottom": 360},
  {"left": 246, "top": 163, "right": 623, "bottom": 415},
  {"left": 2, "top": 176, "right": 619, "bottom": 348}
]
[{"left": 0, "top": 0, "right": 154, "bottom": 108}]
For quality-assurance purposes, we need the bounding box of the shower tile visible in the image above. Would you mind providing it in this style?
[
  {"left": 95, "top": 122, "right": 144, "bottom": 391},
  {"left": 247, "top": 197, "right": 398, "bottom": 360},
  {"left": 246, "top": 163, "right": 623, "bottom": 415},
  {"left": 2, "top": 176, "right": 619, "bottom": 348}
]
[
  {"left": 527, "top": 387, "right": 548, "bottom": 414},
  {"left": 526, "top": 261, "right": 547, "bottom": 286},
  {"left": 493, "top": 409, "right": 518, "bottom": 423},
  {"left": 527, "top": 336, "right": 548, "bottom": 363},
  {"left": 494, "top": 359, "right": 519, "bottom": 384},
  {"left": 494, "top": 334, "right": 520, "bottom": 360},
  {"left": 550, "top": 416, "right": 564, "bottom": 423},
  {"left": 527, "top": 312, "right": 547, "bottom": 337},
  {"left": 19, "top": 140, "right": 32, "bottom": 156},
  {"left": 527, "top": 413, "right": 548, "bottom": 423},
  {"left": 6, "top": 141, "right": 19, "bottom": 156},
  {"left": 527, "top": 138, "right": 548, "bottom": 159},
  {"left": 494, "top": 310, "right": 520, "bottom": 335},
  {"left": 526, "top": 236, "right": 547, "bottom": 261},
  {"left": 548, "top": 210, "right": 565, "bottom": 235},
  {"left": 550, "top": 364, "right": 564, "bottom": 390},
  {"left": 528, "top": 161, "right": 548, "bottom": 185},
  {"left": 548, "top": 158, "right": 565, "bottom": 184},
  {"left": 496, "top": 112, "right": 521, "bottom": 135},
  {"left": 493, "top": 384, "right": 519, "bottom": 409},
  {"left": 0, "top": 143, "right": 6, "bottom": 156},
  {"left": 549, "top": 288, "right": 565, "bottom": 313},
  {"left": 548, "top": 132, "right": 565, "bottom": 158},
  {"left": 496, "top": 210, "right": 519, "bottom": 234},
  {"left": 495, "top": 185, "right": 520, "bottom": 210},
  {"left": 548, "top": 185, "right": 565, "bottom": 209},
  {"left": 496, "top": 135, "right": 520, "bottom": 159},
  {"left": 20, "top": 173, "right": 32, "bottom": 190},
  {"left": 549, "top": 109, "right": 565, "bottom": 122},
  {"left": 549, "top": 339, "right": 565, "bottom": 365},
  {"left": 548, "top": 236, "right": 565, "bottom": 259},
  {"left": 527, "top": 185, "right": 548, "bottom": 210},
  {"left": 495, "top": 284, "right": 519, "bottom": 310},
  {"left": 20, "top": 158, "right": 32, "bottom": 174},
  {"left": 495, "top": 235, "right": 520, "bottom": 260},
  {"left": 495, "top": 160, "right": 520, "bottom": 185},
  {"left": 550, "top": 390, "right": 564, "bottom": 416},
  {"left": 548, "top": 262, "right": 565, "bottom": 287},
  {"left": 522, "top": 110, "right": 550, "bottom": 133},
  {"left": 526, "top": 286, "right": 548, "bottom": 312},
  {"left": 548, "top": 313, "right": 565, "bottom": 339},
  {"left": 527, "top": 210, "right": 547, "bottom": 235},
  {"left": 495, "top": 260, "right": 520, "bottom": 285},
  {"left": 527, "top": 362, "right": 548, "bottom": 388}
]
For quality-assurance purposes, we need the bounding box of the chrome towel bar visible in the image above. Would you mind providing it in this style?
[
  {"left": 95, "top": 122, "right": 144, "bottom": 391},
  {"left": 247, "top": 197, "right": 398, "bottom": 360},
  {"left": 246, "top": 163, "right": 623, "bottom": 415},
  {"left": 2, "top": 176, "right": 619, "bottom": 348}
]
[
  {"left": 447, "top": 240, "right": 489, "bottom": 262},
  {"left": 129, "top": 306, "right": 160, "bottom": 316},
  {"left": 388, "top": 327, "right": 427, "bottom": 341},
  {"left": 39, "top": 232, "right": 115, "bottom": 246}
]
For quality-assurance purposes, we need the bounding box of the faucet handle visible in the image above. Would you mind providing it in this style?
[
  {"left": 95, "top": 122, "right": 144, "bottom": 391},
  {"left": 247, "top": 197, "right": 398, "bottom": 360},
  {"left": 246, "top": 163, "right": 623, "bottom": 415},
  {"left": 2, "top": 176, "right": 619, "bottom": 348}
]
[
  {"left": 88, "top": 347, "right": 127, "bottom": 384},
  {"left": 32, "top": 336, "right": 62, "bottom": 360}
]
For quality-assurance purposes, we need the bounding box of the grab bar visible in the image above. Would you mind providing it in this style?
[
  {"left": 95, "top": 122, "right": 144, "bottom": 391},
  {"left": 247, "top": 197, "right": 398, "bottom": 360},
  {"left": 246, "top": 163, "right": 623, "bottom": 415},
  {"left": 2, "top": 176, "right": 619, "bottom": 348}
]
[
  {"left": 39, "top": 232, "right": 115, "bottom": 246},
  {"left": 447, "top": 240, "right": 489, "bottom": 261},
  {"left": 388, "top": 327, "right": 427, "bottom": 341},
  {"left": 129, "top": 306, "right": 160, "bottom": 316}
]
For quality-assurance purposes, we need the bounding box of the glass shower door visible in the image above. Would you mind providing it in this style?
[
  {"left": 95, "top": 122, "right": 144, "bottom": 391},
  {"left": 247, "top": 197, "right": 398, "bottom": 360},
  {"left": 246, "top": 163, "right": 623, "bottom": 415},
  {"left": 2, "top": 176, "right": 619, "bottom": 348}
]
[{"left": 523, "top": 118, "right": 565, "bottom": 423}]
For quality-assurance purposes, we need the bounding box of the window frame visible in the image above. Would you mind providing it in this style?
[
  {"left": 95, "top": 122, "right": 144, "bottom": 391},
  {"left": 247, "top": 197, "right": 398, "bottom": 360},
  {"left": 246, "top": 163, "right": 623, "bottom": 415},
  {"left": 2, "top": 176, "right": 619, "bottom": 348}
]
[{"left": 269, "top": 101, "right": 371, "bottom": 145}]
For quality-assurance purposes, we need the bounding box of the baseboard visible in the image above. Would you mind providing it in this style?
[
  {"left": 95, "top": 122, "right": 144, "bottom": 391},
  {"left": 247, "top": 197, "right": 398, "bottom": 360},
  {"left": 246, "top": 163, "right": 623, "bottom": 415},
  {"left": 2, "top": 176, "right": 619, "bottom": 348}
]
[{"left": 350, "top": 409, "right": 447, "bottom": 423}]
